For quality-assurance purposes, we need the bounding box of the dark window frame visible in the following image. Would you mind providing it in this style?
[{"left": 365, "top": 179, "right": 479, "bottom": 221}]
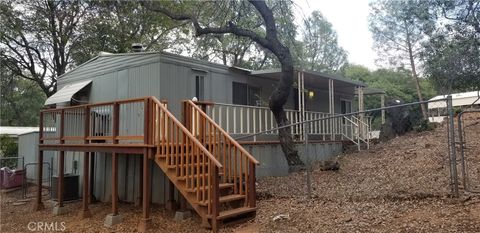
[
  {"left": 195, "top": 75, "right": 205, "bottom": 101},
  {"left": 232, "top": 81, "right": 261, "bottom": 106}
]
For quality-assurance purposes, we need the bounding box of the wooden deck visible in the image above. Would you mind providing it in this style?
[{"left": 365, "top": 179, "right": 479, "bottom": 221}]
[{"left": 34, "top": 96, "right": 259, "bottom": 233}]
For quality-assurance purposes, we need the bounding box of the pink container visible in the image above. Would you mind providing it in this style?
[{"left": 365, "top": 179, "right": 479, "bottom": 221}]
[{"left": 0, "top": 168, "right": 25, "bottom": 189}]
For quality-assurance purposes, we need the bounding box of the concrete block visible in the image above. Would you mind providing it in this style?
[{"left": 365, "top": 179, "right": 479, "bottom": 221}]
[
  {"left": 104, "top": 214, "right": 123, "bottom": 227},
  {"left": 174, "top": 210, "right": 192, "bottom": 221},
  {"left": 53, "top": 206, "right": 68, "bottom": 215},
  {"left": 137, "top": 218, "right": 152, "bottom": 232}
]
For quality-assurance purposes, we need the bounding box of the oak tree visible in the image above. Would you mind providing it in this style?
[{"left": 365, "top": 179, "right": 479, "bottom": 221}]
[{"left": 148, "top": 0, "right": 305, "bottom": 168}]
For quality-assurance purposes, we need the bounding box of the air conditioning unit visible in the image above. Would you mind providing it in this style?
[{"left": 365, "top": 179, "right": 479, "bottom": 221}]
[{"left": 51, "top": 174, "right": 79, "bottom": 201}]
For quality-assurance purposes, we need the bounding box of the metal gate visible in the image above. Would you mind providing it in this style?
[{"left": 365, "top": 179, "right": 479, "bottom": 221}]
[{"left": 458, "top": 109, "right": 480, "bottom": 193}]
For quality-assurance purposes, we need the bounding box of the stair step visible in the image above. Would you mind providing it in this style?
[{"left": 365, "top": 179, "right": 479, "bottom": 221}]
[
  {"left": 167, "top": 163, "right": 210, "bottom": 169},
  {"left": 198, "top": 194, "right": 245, "bottom": 206},
  {"left": 176, "top": 172, "right": 224, "bottom": 181},
  {"left": 177, "top": 174, "right": 209, "bottom": 180},
  {"left": 156, "top": 153, "right": 213, "bottom": 159},
  {"left": 209, "top": 207, "right": 257, "bottom": 220},
  {"left": 187, "top": 183, "right": 234, "bottom": 193},
  {"left": 220, "top": 194, "right": 245, "bottom": 203}
]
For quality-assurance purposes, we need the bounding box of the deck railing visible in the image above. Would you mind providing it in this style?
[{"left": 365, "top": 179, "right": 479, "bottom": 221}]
[
  {"left": 40, "top": 97, "right": 226, "bottom": 217},
  {"left": 183, "top": 100, "right": 260, "bottom": 211},
  {"left": 206, "top": 102, "right": 365, "bottom": 142},
  {"left": 40, "top": 97, "right": 163, "bottom": 145}
]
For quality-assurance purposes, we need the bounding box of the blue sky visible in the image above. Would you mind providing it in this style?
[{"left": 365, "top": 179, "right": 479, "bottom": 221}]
[{"left": 294, "top": 0, "right": 377, "bottom": 69}]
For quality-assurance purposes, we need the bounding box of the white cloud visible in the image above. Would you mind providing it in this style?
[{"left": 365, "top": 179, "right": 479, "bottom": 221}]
[{"left": 293, "top": 0, "right": 378, "bottom": 70}]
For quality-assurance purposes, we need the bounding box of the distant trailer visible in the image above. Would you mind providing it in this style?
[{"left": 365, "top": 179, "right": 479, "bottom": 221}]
[{"left": 427, "top": 91, "right": 480, "bottom": 122}]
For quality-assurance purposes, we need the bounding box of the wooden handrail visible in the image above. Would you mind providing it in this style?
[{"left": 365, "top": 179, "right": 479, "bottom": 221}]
[
  {"left": 150, "top": 97, "right": 222, "bottom": 168},
  {"left": 40, "top": 97, "right": 150, "bottom": 113},
  {"left": 186, "top": 100, "right": 260, "bottom": 165},
  {"left": 183, "top": 99, "right": 258, "bottom": 212}
]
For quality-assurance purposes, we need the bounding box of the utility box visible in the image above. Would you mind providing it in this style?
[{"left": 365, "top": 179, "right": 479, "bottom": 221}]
[{"left": 51, "top": 173, "right": 79, "bottom": 201}]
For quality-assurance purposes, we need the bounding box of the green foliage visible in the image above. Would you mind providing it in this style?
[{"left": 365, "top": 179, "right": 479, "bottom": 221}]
[
  {"left": 368, "top": 0, "right": 432, "bottom": 68},
  {"left": 421, "top": 0, "right": 480, "bottom": 92},
  {"left": 167, "top": 0, "right": 298, "bottom": 70},
  {"left": 0, "top": 65, "right": 46, "bottom": 126},
  {"left": 413, "top": 119, "right": 436, "bottom": 132},
  {"left": 344, "top": 64, "right": 437, "bottom": 128},
  {"left": 298, "top": 11, "right": 348, "bottom": 73},
  {"left": 345, "top": 64, "right": 436, "bottom": 103},
  {"left": 0, "top": 135, "right": 18, "bottom": 168},
  {"left": 369, "top": 0, "right": 479, "bottom": 93},
  {"left": 73, "top": 1, "right": 186, "bottom": 64},
  {"left": 0, "top": 0, "right": 89, "bottom": 97}
]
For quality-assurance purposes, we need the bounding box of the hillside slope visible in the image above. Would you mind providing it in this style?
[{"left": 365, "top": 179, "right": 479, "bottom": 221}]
[{"left": 249, "top": 113, "right": 480, "bottom": 232}]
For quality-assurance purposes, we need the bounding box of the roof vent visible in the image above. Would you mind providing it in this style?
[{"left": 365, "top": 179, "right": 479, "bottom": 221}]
[{"left": 131, "top": 43, "right": 144, "bottom": 52}]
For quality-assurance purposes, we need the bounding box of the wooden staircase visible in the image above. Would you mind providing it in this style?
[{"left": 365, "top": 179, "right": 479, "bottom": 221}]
[{"left": 149, "top": 98, "right": 259, "bottom": 232}]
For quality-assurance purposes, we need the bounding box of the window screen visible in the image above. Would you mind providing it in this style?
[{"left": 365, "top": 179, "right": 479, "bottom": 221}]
[{"left": 232, "top": 82, "right": 248, "bottom": 105}]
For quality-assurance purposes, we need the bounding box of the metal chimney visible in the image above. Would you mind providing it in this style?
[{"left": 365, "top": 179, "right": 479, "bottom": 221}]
[{"left": 131, "top": 43, "right": 144, "bottom": 52}]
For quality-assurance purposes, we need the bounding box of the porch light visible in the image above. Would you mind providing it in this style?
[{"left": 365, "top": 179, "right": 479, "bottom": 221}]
[{"left": 308, "top": 90, "right": 315, "bottom": 99}]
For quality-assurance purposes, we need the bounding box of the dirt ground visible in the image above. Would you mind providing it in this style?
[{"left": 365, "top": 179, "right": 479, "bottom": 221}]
[{"left": 1, "top": 113, "right": 479, "bottom": 232}]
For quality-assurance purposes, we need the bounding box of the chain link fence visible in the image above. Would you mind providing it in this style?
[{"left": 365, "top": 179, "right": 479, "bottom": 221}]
[{"left": 238, "top": 97, "right": 465, "bottom": 198}]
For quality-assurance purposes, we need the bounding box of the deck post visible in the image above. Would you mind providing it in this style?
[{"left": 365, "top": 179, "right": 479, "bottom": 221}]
[
  {"left": 165, "top": 180, "right": 176, "bottom": 210},
  {"left": 33, "top": 150, "right": 44, "bottom": 211},
  {"left": 210, "top": 164, "right": 220, "bottom": 232},
  {"left": 58, "top": 151, "right": 64, "bottom": 207},
  {"left": 297, "top": 71, "right": 305, "bottom": 140},
  {"left": 138, "top": 149, "right": 152, "bottom": 232},
  {"left": 53, "top": 151, "right": 66, "bottom": 215},
  {"left": 328, "top": 79, "right": 335, "bottom": 140},
  {"left": 34, "top": 112, "right": 44, "bottom": 211},
  {"left": 248, "top": 161, "right": 256, "bottom": 208},
  {"left": 89, "top": 152, "right": 95, "bottom": 203},
  {"left": 357, "top": 86, "right": 365, "bottom": 138},
  {"left": 80, "top": 152, "right": 91, "bottom": 218},
  {"left": 104, "top": 153, "right": 123, "bottom": 227},
  {"left": 136, "top": 156, "right": 143, "bottom": 207},
  {"left": 174, "top": 193, "right": 191, "bottom": 220},
  {"left": 112, "top": 153, "right": 118, "bottom": 216}
]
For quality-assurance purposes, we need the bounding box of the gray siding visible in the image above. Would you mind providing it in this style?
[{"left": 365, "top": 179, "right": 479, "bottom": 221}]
[
  {"left": 244, "top": 142, "right": 343, "bottom": 177},
  {"left": 39, "top": 52, "right": 353, "bottom": 204},
  {"left": 92, "top": 154, "right": 175, "bottom": 204}
]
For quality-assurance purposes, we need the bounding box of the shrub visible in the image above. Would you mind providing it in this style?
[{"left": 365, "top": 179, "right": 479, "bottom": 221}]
[{"left": 0, "top": 134, "right": 18, "bottom": 168}]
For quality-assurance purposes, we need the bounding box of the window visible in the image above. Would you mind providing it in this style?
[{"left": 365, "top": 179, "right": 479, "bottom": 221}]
[
  {"left": 195, "top": 75, "right": 205, "bottom": 100},
  {"left": 341, "top": 99, "right": 352, "bottom": 114},
  {"left": 232, "top": 82, "right": 261, "bottom": 106}
]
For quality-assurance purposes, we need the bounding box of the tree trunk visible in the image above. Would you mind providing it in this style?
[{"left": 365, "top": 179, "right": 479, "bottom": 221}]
[
  {"left": 406, "top": 29, "right": 427, "bottom": 119},
  {"left": 410, "top": 60, "right": 427, "bottom": 119},
  {"left": 269, "top": 58, "right": 304, "bottom": 168},
  {"left": 148, "top": 0, "right": 304, "bottom": 169}
]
